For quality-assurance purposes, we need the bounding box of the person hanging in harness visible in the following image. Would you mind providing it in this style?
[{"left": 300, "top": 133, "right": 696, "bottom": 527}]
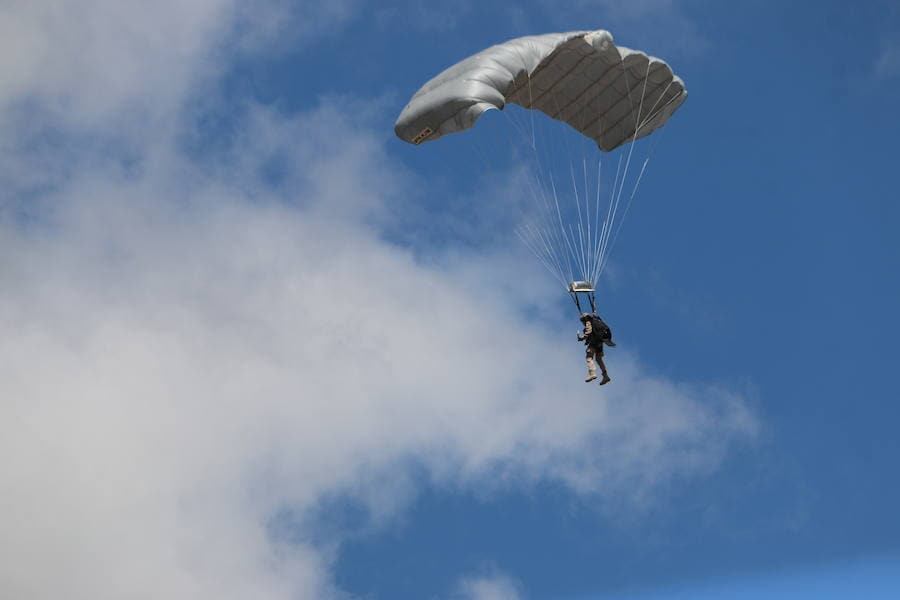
[{"left": 578, "top": 312, "right": 616, "bottom": 385}]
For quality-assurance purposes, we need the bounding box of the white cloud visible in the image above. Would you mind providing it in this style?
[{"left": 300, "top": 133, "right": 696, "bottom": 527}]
[
  {"left": 230, "top": 0, "right": 361, "bottom": 55},
  {"left": 0, "top": 0, "right": 224, "bottom": 130},
  {"left": 0, "top": 2, "right": 757, "bottom": 599},
  {"left": 453, "top": 571, "right": 523, "bottom": 600},
  {"left": 0, "top": 0, "right": 359, "bottom": 125},
  {"left": 0, "top": 0, "right": 359, "bottom": 196}
]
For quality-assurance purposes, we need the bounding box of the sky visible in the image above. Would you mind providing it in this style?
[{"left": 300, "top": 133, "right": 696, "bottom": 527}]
[{"left": 1, "top": 1, "right": 898, "bottom": 599}]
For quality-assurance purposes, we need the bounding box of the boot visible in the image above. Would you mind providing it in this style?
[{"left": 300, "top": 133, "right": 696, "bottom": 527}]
[
  {"left": 599, "top": 374, "right": 611, "bottom": 385},
  {"left": 604, "top": 339, "right": 616, "bottom": 347},
  {"left": 585, "top": 372, "right": 598, "bottom": 383}
]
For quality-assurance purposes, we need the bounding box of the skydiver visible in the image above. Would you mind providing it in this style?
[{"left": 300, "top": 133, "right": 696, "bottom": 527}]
[{"left": 578, "top": 312, "right": 616, "bottom": 385}]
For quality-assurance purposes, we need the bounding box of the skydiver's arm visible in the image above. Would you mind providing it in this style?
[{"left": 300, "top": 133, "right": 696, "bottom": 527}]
[{"left": 577, "top": 320, "right": 592, "bottom": 341}]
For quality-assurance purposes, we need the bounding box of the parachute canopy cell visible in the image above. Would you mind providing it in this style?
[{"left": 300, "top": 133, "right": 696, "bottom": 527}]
[{"left": 394, "top": 30, "right": 687, "bottom": 152}]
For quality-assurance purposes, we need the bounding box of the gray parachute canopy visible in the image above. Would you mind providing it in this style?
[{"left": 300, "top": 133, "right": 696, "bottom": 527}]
[{"left": 395, "top": 30, "right": 686, "bottom": 152}]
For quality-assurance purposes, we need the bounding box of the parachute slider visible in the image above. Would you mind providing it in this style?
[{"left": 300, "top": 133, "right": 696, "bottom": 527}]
[{"left": 569, "top": 280, "right": 595, "bottom": 293}]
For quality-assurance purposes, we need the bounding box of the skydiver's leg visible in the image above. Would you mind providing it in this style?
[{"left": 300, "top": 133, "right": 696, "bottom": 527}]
[
  {"left": 596, "top": 352, "right": 611, "bottom": 385},
  {"left": 585, "top": 347, "right": 597, "bottom": 382}
]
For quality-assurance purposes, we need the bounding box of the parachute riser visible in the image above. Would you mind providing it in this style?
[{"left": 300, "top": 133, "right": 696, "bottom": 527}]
[{"left": 569, "top": 292, "right": 597, "bottom": 314}]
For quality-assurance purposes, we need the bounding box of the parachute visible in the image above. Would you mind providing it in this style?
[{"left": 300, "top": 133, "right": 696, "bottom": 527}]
[{"left": 395, "top": 29, "right": 687, "bottom": 311}]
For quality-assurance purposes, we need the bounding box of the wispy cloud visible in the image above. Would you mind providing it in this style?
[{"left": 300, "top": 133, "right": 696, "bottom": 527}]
[
  {"left": 0, "top": 2, "right": 756, "bottom": 599},
  {"left": 875, "top": 38, "right": 900, "bottom": 79},
  {"left": 372, "top": 1, "right": 474, "bottom": 33},
  {"left": 538, "top": 0, "right": 709, "bottom": 59},
  {"left": 453, "top": 571, "right": 523, "bottom": 600}
]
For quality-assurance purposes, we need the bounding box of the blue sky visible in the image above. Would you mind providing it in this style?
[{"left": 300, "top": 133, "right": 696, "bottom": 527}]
[{"left": 2, "top": 1, "right": 899, "bottom": 599}]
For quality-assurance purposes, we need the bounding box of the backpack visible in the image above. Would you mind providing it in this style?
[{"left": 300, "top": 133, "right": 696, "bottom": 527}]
[{"left": 588, "top": 316, "right": 612, "bottom": 346}]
